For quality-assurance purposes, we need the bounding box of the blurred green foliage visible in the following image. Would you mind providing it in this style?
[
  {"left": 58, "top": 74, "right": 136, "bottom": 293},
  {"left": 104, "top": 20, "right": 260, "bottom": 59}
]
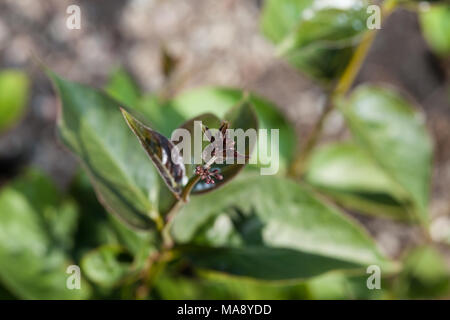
[
  {"left": 0, "top": 69, "right": 29, "bottom": 132},
  {"left": 261, "top": 0, "right": 370, "bottom": 84},
  {"left": 420, "top": 4, "right": 450, "bottom": 57},
  {"left": 0, "top": 0, "right": 449, "bottom": 300}
]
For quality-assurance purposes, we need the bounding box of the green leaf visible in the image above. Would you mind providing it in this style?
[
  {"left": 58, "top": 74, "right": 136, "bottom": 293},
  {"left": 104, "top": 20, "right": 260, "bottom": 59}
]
[
  {"left": 81, "top": 245, "right": 134, "bottom": 288},
  {"left": 0, "top": 169, "right": 91, "bottom": 299},
  {"left": 69, "top": 170, "right": 156, "bottom": 266},
  {"left": 170, "top": 87, "right": 297, "bottom": 173},
  {"left": 307, "top": 272, "right": 387, "bottom": 299},
  {"left": 173, "top": 175, "right": 394, "bottom": 281},
  {"left": 49, "top": 72, "right": 158, "bottom": 230},
  {"left": 136, "top": 95, "right": 186, "bottom": 137},
  {"left": 0, "top": 69, "right": 29, "bottom": 132},
  {"left": 182, "top": 246, "right": 361, "bottom": 281},
  {"left": 105, "top": 67, "right": 141, "bottom": 108},
  {"left": 121, "top": 108, "right": 187, "bottom": 199},
  {"left": 340, "top": 85, "right": 433, "bottom": 224},
  {"left": 260, "top": 0, "right": 314, "bottom": 43},
  {"left": 394, "top": 246, "right": 449, "bottom": 299},
  {"left": 261, "top": 0, "right": 369, "bottom": 83},
  {"left": 155, "top": 270, "right": 311, "bottom": 299},
  {"left": 420, "top": 4, "right": 450, "bottom": 57},
  {"left": 305, "top": 142, "right": 410, "bottom": 219}
]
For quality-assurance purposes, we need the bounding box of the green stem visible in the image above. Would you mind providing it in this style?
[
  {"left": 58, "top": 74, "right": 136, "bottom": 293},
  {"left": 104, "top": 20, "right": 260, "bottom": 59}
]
[
  {"left": 289, "top": 0, "right": 398, "bottom": 178},
  {"left": 138, "top": 174, "right": 201, "bottom": 297}
]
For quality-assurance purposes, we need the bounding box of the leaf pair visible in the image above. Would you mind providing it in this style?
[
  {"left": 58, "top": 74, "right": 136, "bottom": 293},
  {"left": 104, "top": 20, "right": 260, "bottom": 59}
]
[{"left": 120, "top": 98, "right": 258, "bottom": 200}]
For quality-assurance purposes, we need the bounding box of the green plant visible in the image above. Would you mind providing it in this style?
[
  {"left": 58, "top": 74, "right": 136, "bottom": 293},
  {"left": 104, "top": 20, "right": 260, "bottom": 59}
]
[
  {"left": 0, "top": 0, "right": 448, "bottom": 300},
  {"left": 0, "top": 69, "right": 29, "bottom": 133}
]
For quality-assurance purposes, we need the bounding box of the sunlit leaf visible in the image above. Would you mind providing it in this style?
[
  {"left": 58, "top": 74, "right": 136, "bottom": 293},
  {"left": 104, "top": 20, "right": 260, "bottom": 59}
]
[
  {"left": 419, "top": 4, "right": 450, "bottom": 57},
  {"left": 305, "top": 142, "right": 411, "bottom": 220},
  {"left": 261, "top": 0, "right": 370, "bottom": 83},
  {"left": 49, "top": 72, "right": 158, "bottom": 230},
  {"left": 340, "top": 85, "right": 433, "bottom": 225}
]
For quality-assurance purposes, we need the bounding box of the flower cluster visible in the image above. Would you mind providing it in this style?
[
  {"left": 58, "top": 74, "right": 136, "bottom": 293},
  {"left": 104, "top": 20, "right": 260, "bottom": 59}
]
[
  {"left": 195, "top": 121, "right": 249, "bottom": 184},
  {"left": 195, "top": 166, "right": 223, "bottom": 184}
]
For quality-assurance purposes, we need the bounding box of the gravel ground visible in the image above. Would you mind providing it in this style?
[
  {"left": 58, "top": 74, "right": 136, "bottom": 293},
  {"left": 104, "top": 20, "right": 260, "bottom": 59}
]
[{"left": 0, "top": 0, "right": 449, "bottom": 262}]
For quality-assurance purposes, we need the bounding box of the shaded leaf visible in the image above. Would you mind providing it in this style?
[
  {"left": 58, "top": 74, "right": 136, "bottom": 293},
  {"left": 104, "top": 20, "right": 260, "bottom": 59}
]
[
  {"left": 69, "top": 170, "right": 156, "bottom": 266},
  {"left": 340, "top": 85, "right": 433, "bottom": 224},
  {"left": 49, "top": 72, "right": 158, "bottom": 230},
  {"left": 182, "top": 246, "right": 361, "bottom": 281},
  {"left": 0, "top": 69, "right": 29, "bottom": 132},
  {"left": 154, "top": 270, "right": 310, "bottom": 299},
  {"left": 121, "top": 108, "right": 187, "bottom": 199}
]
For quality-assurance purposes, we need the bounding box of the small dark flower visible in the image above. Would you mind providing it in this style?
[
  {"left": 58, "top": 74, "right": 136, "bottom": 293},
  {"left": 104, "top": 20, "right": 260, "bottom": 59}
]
[
  {"left": 195, "top": 166, "right": 223, "bottom": 184},
  {"left": 202, "top": 121, "right": 248, "bottom": 163}
]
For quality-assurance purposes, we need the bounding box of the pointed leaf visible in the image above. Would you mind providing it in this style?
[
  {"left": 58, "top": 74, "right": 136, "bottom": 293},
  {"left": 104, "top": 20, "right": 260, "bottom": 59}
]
[
  {"left": 49, "top": 72, "right": 158, "bottom": 230},
  {"left": 121, "top": 108, "right": 187, "bottom": 199}
]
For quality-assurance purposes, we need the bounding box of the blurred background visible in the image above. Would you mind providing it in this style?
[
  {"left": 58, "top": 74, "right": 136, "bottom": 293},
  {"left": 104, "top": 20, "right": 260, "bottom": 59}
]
[{"left": 0, "top": 0, "right": 449, "bottom": 299}]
